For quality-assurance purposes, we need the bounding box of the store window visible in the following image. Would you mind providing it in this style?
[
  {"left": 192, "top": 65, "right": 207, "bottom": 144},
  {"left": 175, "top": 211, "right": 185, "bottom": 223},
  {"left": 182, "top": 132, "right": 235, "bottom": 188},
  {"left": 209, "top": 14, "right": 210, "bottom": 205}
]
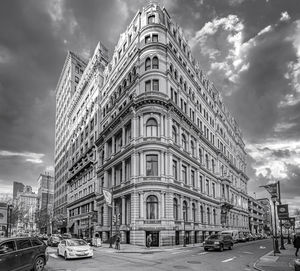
[{"left": 146, "top": 195, "right": 158, "bottom": 219}]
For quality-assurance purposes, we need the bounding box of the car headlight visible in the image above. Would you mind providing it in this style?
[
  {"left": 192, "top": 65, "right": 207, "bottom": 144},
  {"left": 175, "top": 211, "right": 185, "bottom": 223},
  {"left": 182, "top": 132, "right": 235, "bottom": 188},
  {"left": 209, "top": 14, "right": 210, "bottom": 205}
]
[
  {"left": 214, "top": 241, "right": 220, "bottom": 244},
  {"left": 66, "top": 248, "right": 74, "bottom": 252}
]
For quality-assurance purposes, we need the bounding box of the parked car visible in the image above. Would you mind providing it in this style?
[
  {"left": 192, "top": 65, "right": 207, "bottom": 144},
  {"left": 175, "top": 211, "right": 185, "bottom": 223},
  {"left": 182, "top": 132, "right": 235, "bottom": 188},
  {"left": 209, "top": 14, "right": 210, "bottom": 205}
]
[
  {"left": 57, "top": 239, "right": 93, "bottom": 260},
  {"left": 203, "top": 234, "right": 234, "bottom": 251},
  {"left": 47, "top": 235, "right": 62, "bottom": 247},
  {"left": 0, "top": 236, "right": 48, "bottom": 271},
  {"left": 61, "top": 233, "right": 72, "bottom": 239},
  {"left": 221, "top": 230, "right": 239, "bottom": 243},
  {"left": 237, "top": 233, "right": 247, "bottom": 242}
]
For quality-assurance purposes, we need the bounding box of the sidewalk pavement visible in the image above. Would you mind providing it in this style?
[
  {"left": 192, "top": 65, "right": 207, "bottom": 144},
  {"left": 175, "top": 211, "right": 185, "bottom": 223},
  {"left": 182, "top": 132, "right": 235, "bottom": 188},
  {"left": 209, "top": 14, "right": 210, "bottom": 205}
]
[
  {"left": 254, "top": 243, "right": 297, "bottom": 271},
  {"left": 93, "top": 242, "right": 203, "bottom": 254}
]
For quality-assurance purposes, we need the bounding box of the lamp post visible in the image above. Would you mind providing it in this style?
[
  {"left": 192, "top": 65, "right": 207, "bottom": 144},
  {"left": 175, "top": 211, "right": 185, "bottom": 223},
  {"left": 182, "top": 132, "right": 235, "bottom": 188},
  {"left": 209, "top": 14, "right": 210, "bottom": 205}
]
[{"left": 271, "top": 195, "right": 280, "bottom": 255}]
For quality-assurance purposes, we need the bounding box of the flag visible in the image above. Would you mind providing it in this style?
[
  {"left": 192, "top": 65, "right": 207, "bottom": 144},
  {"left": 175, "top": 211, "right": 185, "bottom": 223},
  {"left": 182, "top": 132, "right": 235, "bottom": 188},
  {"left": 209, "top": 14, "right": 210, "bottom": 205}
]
[
  {"left": 103, "top": 189, "right": 112, "bottom": 206},
  {"left": 260, "top": 182, "right": 278, "bottom": 198}
]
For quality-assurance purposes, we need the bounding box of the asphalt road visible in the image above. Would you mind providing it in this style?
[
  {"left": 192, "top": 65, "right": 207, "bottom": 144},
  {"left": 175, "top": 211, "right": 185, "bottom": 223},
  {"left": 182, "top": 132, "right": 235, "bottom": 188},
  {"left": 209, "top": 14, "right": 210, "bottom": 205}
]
[{"left": 45, "top": 239, "right": 273, "bottom": 271}]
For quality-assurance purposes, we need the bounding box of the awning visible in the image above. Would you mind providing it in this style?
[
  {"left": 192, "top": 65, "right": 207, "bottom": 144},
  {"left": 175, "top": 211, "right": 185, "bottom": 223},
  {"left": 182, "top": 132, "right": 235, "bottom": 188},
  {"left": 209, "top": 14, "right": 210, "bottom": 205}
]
[{"left": 67, "top": 221, "right": 74, "bottom": 228}]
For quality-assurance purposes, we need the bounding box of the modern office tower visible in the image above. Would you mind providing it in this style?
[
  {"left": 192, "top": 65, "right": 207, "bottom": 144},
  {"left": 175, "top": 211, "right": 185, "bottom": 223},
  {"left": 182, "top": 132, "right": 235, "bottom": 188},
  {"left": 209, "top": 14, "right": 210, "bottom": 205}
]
[
  {"left": 54, "top": 51, "right": 87, "bottom": 234},
  {"left": 37, "top": 173, "right": 54, "bottom": 233},
  {"left": 248, "top": 196, "right": 265, "bottom": 234},
  {"left": 66, "top": 43, "right": 108, "bottom": 238},
  {"left": 13, "top": 181, "right": 24, "bottom": 200},
  {"left": 93, "top": 2, "right": 249, "bottom": 246}
]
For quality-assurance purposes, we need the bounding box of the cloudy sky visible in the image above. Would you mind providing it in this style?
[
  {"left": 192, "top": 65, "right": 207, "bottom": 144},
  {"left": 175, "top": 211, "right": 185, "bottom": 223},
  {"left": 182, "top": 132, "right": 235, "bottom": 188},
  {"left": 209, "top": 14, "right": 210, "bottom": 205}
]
[{"left": 0, "top": 0, "right": 299, "bottom": 211}]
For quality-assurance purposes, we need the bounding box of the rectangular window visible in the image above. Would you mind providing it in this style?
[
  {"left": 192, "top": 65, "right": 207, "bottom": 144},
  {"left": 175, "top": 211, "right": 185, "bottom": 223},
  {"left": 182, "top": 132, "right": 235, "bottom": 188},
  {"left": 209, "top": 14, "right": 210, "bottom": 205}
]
[
  {"left": 75, "top": 76, "right": 79, "bottom": 83},
  {"left": 146, "top": 155, "right": 158, "bottom": 176},
  {"left": 145, "top": 80, "right": 151, "bottom": 92},
  {"left": 145, "top": 35, "right": 151, "bottom": 44},
  {"left": 152, "top": 34, "right": 158, "bottom": 42},
  {"left": 206, "top": 179, "right": 210, "bottom": 195},
  {"left": 152, "top": 79, "right": 159, "bottom": 91},
  {"left": 173, "top": 160, "right": 178, "bottom": 180},
  {"left": 212, "top": 182, "right": 216, "bottom": 198},
  {"left": 182, "top": 165, "right": 187, "bottom": 184},
  {"left": 191, "top": 170, "right": 195, "bottom": 187}
]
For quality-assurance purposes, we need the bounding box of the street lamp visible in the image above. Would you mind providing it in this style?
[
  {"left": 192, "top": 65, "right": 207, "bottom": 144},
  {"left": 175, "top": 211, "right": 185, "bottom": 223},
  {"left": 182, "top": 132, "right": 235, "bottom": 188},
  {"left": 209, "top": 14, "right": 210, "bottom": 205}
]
[{"left": 271, "top": 195, "right": 280, "bottom": 255}]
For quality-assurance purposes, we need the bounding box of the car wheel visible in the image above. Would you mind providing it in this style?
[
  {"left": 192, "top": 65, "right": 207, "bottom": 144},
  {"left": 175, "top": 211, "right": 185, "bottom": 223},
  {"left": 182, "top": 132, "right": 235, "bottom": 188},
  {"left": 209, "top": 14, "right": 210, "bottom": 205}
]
[
  {"left": 33, "top": 257, "right": 45, "bottom": 271},
  {"left": 64, "top": 252, "right": 68, "bottom": 260},
  {"left": 219, "top": 245, "right": 224, "bottom": 252},
  {"left": 229, "top": 245, "right": 232, "bottom": 250},
  {"left": 204, "top": 247, "right": 208, "bottom": 251}
]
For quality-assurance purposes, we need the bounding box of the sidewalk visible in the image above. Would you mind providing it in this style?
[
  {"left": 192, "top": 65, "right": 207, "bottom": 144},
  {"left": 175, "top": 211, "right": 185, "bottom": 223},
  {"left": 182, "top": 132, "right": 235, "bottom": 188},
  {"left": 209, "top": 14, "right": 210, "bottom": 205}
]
[
  {"left": 254, "top": 243, "right": 296, "bottom": 271},
  {"left": 93, "top": 242, "right": 203, "bottom": 254}
]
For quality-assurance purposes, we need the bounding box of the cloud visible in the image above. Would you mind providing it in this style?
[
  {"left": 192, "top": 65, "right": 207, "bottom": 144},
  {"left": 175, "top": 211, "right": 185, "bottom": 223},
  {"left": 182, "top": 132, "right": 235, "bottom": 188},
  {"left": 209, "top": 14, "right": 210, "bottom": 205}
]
[
  {"left": 280, "top": 11, "right": 291, "bottom": 22},
  {"left": 0, "top": 150, "right": 45, "bottom": 164}
]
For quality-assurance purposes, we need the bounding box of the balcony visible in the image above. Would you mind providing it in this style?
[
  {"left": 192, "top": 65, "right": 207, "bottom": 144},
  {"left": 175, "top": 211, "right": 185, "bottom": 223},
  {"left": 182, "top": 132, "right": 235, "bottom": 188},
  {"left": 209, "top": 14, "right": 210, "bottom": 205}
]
[
  {"left": 144, "top": 219, "right": 161, "bottom": 224},
  {"left": 220, "top": 196, "right": 234, "bottom": 211}
]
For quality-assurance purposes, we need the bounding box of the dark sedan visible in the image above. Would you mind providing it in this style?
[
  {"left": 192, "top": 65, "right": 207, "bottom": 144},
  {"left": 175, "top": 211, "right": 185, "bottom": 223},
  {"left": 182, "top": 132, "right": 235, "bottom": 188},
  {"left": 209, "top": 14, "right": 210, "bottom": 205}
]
[{"left": 203, "top": 234, "right": 234, "bottom": 251}]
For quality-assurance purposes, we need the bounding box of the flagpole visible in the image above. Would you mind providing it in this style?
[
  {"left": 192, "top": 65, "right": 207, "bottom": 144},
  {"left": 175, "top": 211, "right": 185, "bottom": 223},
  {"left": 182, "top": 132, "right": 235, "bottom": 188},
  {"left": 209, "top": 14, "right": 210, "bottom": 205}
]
[{"left": 278, "top": 181, "right": 286, "bottom": 250}]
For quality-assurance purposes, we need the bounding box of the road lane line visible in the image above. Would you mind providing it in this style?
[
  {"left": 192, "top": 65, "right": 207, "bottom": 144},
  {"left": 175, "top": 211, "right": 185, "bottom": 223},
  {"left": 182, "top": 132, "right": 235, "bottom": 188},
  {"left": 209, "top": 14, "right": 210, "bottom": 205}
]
[
  {"left": 198, "top": 252, "right": 208, "bottom": 255},
  {"left": 222, "top": 257, "right": 236, "bottom": 263},
  {"left": 171, "top": 251, "right": 184, "bottom": 254},
  {"left": 242, "top": 251, "right": 254, "bottom": 254}
]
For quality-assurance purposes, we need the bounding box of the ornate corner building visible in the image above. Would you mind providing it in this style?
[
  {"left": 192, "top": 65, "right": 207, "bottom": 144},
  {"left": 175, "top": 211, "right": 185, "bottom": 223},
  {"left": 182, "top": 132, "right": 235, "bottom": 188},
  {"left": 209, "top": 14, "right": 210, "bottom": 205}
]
[{"left": 55, "top": 3, "right": 250, "bottom": 246}]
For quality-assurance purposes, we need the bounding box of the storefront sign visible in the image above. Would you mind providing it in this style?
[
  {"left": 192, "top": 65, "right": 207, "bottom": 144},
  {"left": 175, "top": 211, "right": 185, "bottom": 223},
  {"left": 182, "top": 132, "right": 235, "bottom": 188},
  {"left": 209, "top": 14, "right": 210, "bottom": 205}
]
[{"left": 277, "top": 204, "right": 289, "bottom": 220}]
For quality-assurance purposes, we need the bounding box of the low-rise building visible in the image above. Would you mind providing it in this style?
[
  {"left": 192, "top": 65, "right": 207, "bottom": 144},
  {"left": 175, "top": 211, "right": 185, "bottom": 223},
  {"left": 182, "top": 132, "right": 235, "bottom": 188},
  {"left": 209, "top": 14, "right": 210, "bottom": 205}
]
[{"left": 248, "top": 196, "right": 265, "bottom": 234}]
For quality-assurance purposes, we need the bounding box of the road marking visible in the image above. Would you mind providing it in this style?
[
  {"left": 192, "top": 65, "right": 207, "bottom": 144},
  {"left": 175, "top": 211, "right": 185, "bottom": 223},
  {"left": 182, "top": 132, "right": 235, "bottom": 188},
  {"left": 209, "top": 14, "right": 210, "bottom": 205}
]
[
  {"left": 171, "top": 251, "right": 184, "bottom": 254},
  {"left": 198, "top": 252, "right": 208, "bottom": 255},
  {"left": 49, "top": 253, "right": 58, "bottom": 258},
  {"left": 259, "top": 246, "right": 266, "bottom": 249},
  {"left": 242, "top": 251, "right": 254, "bottom": 254},
  {"left": 222, "top": 257, "right": 236, "bottom": 263}
]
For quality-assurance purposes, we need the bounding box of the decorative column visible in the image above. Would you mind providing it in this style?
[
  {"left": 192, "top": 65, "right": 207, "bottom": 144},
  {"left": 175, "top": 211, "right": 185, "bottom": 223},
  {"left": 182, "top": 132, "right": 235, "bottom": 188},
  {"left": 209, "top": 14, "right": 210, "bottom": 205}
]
[
  {"left": 122, "top": 197, "right": 126, "bottom": 225},
  {"left": 140, "top": 192, "right": 144, "bottom": 218},
  {"left": 122, "top": 160, "right": 125, "bottom": 183},
  {"left": 161, "top": 192, "right": 165, "bottom": 218}
]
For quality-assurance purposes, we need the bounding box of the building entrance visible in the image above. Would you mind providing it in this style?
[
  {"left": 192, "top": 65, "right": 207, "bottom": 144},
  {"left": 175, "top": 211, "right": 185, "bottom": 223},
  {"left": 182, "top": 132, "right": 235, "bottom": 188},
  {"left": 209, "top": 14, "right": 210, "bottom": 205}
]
[
  {"left": 146, "top": 231, "right": 159, "bottom": 247},
  {"left": 175, "top": 231, "right": 180, "bottom": 245}
]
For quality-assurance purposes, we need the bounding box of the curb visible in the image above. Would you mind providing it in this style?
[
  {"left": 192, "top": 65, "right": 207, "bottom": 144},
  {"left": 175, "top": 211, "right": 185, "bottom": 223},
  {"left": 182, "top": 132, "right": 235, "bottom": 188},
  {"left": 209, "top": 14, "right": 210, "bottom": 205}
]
[{"left": 253, "top": 249, "right": 275, "bottom": 271}]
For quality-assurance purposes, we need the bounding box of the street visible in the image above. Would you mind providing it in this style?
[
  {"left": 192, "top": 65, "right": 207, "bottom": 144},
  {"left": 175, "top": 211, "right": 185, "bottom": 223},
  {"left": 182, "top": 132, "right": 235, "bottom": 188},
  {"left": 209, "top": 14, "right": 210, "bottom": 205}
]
[{"left": 45, "top": 239, "right": 273, "bottom": 271}]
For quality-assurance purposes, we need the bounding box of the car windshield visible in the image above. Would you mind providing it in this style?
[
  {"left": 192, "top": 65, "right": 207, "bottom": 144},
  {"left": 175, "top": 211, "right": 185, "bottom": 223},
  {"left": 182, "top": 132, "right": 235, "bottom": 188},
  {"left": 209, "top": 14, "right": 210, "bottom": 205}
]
[
  {"left": 67, "top": 240, "right": 87, "bottom": 246},
  {"left": 208, "top": 234, "right": 221, "bottom": 240}
]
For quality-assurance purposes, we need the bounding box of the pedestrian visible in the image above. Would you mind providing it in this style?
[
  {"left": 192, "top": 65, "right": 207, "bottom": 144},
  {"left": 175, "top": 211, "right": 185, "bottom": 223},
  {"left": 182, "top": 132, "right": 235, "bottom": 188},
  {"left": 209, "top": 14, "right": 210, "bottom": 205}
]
[
  {"left": 115, "top": 234, "right": 120, "bottom": 250},
  {"left": 294, "top": 233, "right": 300, "bottom": 257},
  {"left": 146, "top": 234, "right": 152, "bottom": 248}
]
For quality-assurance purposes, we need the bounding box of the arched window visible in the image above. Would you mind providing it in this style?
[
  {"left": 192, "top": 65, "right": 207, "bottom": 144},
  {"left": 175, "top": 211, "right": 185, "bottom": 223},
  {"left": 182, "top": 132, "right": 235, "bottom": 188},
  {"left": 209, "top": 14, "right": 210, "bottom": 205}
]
[
  {"left": 207, "top": 207, "right": 211, "bottom": 225},
  {"left": 132, "top": 67, "right": 136, "bottom": 76},
  {"left": 182, "top": 134, "right": 187, "bottom": 151},
  {"left": 211, "top": 159, "right": 215, "bottom": 173},
  {"left": 100, "top": 206, "right": 104, "bottom": 226},
  {"left": 174, "top": 70, "right": 178, "bottom": 80},
  {"left": 152, "top": 56, "right": 159, "bottom": 69},
  {"left": 179, "top": 76, "right": 183, "bottom": 85},
  {"left": 200, "top": 205, "right": 204, "bottom": 223},
  {"left": 146, "top": 118, "right": 158, "bottom": 137},
  {"left": 128, "top": 72, "right": 132, "bottom": 83},
  {"left": 123, "top": 79, "right": 127, "bottom": 88},
  {"left": 146, "top": 195, "right": 158, "bottom": 219},
  {"left": 184, "top": 82, "right": 187, "bottom": 92},
  {"left": 170, "top": 63, "right": 173, "bottom": 73},
  {"left": 183, "top": 201, "right": 188, "bottom": 221},
  {"left": 172, "top": 126, "right": 177, "bottom": 143},
  {"left": 192, "top": 203, "right": 196, "bottom": 222},
  {"left": 199, "top": 148, "right": 202, "bottom": 164},
  {"left": 191, "top": 140, "right": 195, "bottom": 156},
  {"left": 173, "top": 198, "right": 178, "bottom": 220},
  {"left": 118, "top": 86, "right": 122, "bottom": 96},
  {"left": 213, "top": 209, "right": 216, "bottom": 225},
  {"left": 145, "top": 57, "right": 151, "bottom": 71},
  {"left": 148, "top": 15, "right": 155, "bottom": 24}
]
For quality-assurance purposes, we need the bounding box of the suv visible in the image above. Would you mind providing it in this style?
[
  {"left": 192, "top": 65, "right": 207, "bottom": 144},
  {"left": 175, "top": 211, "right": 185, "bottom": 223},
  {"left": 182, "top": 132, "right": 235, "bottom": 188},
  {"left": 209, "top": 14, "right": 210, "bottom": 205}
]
[
  {"left": 203, "top": 234, "right": 234, "bottom": 251},
  {"left": 0, "top": 236, "right": 48, "bottom": 271}
]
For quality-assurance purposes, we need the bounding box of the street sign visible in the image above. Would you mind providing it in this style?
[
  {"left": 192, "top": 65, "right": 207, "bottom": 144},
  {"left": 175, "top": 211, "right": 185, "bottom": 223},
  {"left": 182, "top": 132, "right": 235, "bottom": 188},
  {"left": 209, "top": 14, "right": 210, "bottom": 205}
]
[
  {"left": 277, "top": 204, "right": 289, "bottom": 220},
  {"left": 283, "top": 221, "right": 291, "bottom": 229}
]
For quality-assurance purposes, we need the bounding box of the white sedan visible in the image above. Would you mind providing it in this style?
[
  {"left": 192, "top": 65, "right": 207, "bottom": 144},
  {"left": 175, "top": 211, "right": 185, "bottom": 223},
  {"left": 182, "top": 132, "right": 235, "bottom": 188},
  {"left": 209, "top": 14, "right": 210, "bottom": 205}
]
[{"left": 57, "top": 239, "right": 93, "bottom": 260}]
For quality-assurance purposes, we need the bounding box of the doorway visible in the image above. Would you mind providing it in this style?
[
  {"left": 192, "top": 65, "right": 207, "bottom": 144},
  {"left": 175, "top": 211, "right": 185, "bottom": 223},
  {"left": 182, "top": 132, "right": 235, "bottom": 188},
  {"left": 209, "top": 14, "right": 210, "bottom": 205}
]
[
  {"left": 146, "top": 231, "right": 159, "bottom": 247},
  {"left": 175, "top": 231, "right": 180, "bottom": 245}
]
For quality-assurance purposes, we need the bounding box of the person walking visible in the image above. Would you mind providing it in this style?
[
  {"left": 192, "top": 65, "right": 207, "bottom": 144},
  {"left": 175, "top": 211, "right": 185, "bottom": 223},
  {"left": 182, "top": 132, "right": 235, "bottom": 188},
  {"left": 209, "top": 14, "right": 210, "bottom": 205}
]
[
  {"left": 146, "top": 234, "right": 152, "bottom": 248},
  {"left": 115, "top": 234, "right": 120, "bottom": 250},
  {"left": 294, "top": 233, "right": 300, "bottom": 257}
]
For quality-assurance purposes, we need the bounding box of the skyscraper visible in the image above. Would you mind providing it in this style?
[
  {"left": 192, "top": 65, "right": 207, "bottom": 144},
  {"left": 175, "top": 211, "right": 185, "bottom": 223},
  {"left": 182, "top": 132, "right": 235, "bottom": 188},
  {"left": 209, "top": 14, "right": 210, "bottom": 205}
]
[
  {"left": 54, "top": 51, "right": 87, "bottom": 234},
  {"left": 13, "top": 181, "right": 24, "bottom": 200}
]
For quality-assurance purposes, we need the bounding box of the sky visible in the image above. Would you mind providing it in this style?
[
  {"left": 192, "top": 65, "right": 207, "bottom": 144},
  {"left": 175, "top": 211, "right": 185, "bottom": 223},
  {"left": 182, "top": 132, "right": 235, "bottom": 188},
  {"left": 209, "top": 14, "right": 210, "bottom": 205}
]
[{"left": 0, "top": 0, "right": 299, "bottom": 212}]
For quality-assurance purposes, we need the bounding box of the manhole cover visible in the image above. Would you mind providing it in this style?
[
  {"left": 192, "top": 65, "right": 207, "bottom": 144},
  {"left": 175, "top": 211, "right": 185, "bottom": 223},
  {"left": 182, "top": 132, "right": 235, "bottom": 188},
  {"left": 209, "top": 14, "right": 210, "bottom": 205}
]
[
  {"left": 187, "top": 261, "right": 202, "bottom": 264},
  {"left": 173, "top": 266, "right": 186, "bottom": 269}
]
